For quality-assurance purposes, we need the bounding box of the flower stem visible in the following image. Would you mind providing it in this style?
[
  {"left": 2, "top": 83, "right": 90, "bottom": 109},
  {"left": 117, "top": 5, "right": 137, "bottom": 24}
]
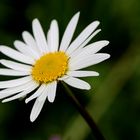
[{"left": 62, "top": 82, "right": 106, "bottom": 140}]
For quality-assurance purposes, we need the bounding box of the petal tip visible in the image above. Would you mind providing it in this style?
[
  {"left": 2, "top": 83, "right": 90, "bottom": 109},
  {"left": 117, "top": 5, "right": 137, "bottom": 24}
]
[
  {"left": 95, "top": 72, "right": 100, "bottom": 76},
  {"left": 32, "top": 18, "right": 39, "bottom": 25},
  {"left": 48, "top": 100, "right": 54, "bottom": 103},
  {"left": 33, "top": 18, "right": 38, "bottom": 22},
  {"left": 2, "top": 100, "right": 6, "bottom": 103},
  {"left": 30, "top": 116, "right": 35, "bottom": 122},
  {"left": 48, "top": 93, "right": 56, "bottom": 103},
  {"left": 94, "top": 20, "right": 100, "bottom": 26},
  {"left": 51, "top": 19, "right": 58, "bottom": 24},
  {"left": 76, "top": 11, "right": 80, "bottom": 17},
  {"left": 97, "top": 29, "right": 101, "bottom": 32},
  {"left": 30, "top": 113, "right": 37, "bottom": 122},
  {"left": 101, "top": 40, "right": 109, "bottom": 45},
  {"left": 25, "top": 99, "right": 28, "bottom": 104},
  {"left": 107, "top": 54, "right": 111, "bottom": 58},
  {"left": 22, "top": 31, "right": 28, "bottom": 37},
  {"left": 13, "top": 40, "right": 18, "bottom": 46},
  {"left": 86, "top": 85, "right": 91, "bottom": 90},
  {"left": 48, "top": 98, "right": 55, "bottom": 103}
]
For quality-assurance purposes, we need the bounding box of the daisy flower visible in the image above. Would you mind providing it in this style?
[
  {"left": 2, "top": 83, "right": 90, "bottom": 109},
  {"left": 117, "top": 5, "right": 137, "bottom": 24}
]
[{"left": 0, "top": 12, "right": 110, "bottom": 122}]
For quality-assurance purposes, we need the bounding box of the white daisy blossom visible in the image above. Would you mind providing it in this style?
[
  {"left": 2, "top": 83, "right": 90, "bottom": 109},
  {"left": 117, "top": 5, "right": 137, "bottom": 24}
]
[{"left": 0, "top": 12, "right": 110, "bottom": 122}]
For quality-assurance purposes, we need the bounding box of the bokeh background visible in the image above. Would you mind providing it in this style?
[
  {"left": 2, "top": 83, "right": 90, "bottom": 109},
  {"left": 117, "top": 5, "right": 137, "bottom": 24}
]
[{"left": 0, "top": 0, "right": 140, "bottom": 140}]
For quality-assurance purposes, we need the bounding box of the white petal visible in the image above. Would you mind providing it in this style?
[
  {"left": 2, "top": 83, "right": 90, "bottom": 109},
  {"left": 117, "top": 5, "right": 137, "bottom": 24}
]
[
  {"left": 63, "top": 77, "right": 91, "bottom": 90},
  {"left": 32, "top": 19, "right": 49, "bottom": 54},
  {"left": 66, "top": 21, "right": 100, "bottom": 55},
  {"left": 58, "top": 75, "right": 69, "bottom": 80},
  {"left": 0, "top": 46, "right": 34, "bottom": 64},
  {"left": 25, "top": 84, "right": 46, "bottom": 103},
  {"left": 0, "top": 68, "right": 30, "bottom": 76},
  {"left": 0, "top": 81, "right": 37, "bottom": 99},
  {"left": 59, "top": 12, "right": 80, "bottom": 51},
  {"left": 82, "top": 40, "right": 109, "bottom": 54},
  {"left": 0, "top": 59, "right": 32, "bottom": 72},
  {"left": 67, "top": 71, "right": 99, "bottom": 77},
  {"left": 14, "top": 40, "right": 37, "bottom": 59},
  {"left": 22, "top": 31, "right": 41, "bottom": 56},
  {"left": 70, "top": 53, "right": 110, "bottom": 70},
  {"left": 47, "top": 29, "right": 51, "bottom": 51},
  {"left": 2, "top": 82, "right": 39, "bottom": 103},
  {"left": 30, "top": 94, "right": 47, "bottom": 122},
  {"left": 47, "top": 81, "right": 57, "bottom": 103},
  {"left": 70, "top": 40, "right": 109, "bottom": 61},
  {"left": 14, "top": 40, "right": 39, "bottom": 59},
  {"left": 14, "top": 41, "right": 30, "bottom": 56},
  {"left": 38, "top": 85, "right": 49, "bottom": 101},
  {"left": 76, "top": 29, "right": 101, "bottom": 50},
  {"left": 49, "top": 20, "right": 59, "bottom": 52},
  {"left": 69, "top": 29, "right": 101, "bottom": 58},
  {"left": 0, "top": 76, "right": 32, "bottom": 89}
]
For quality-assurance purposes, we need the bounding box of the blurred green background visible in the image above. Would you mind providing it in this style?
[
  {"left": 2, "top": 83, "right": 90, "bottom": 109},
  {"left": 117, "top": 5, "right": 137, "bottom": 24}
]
[{"left": 0, "top": 0, "right": 140, "bottom": 140}]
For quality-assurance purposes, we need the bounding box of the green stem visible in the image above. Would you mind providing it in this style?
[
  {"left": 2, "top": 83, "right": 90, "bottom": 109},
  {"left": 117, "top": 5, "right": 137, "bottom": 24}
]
[{"left": 62, "top": 82, "right": 106, "bottom": 140}]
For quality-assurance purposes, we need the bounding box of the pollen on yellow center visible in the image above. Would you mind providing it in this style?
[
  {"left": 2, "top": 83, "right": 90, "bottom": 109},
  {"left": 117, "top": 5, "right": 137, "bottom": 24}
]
[{"left": 31, "top": 52, "right": 68, "bottom": 83}]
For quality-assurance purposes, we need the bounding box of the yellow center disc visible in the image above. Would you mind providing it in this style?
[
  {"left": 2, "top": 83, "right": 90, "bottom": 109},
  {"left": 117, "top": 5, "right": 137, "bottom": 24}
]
[{"left": 32, "top": 52, "right": 68, "bottom": 83}]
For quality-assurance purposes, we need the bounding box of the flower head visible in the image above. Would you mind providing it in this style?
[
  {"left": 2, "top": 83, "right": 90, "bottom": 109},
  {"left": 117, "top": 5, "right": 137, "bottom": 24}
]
[{"left": 0, "top": 12, "right": 110, "bottom": 122}]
